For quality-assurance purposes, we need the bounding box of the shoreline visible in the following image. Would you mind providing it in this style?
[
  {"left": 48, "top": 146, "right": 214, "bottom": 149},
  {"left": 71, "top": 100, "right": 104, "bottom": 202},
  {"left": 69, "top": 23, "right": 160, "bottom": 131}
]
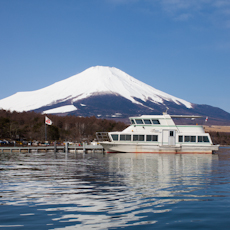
[{"left": 203, "top": 125, "right": 230, "bottom": 133}]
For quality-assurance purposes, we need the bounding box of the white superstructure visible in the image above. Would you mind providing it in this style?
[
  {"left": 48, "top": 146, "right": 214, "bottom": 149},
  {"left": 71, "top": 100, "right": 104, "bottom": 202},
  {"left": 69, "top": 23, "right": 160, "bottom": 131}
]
[{"left": 96, "top": 114, "right": 219, "bottom": 154}]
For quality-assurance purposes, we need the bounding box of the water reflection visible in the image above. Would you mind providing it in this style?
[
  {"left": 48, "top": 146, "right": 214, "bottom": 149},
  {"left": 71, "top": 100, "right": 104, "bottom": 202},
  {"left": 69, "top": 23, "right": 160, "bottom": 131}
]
[{"left": 0, "top": 150, "right": 229, "bottom": 229}]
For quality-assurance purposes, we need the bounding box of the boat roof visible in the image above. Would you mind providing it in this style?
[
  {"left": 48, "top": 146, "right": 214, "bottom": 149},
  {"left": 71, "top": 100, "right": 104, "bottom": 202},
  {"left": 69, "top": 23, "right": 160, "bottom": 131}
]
[
  {"left": 170, "top": 115, "right": 203, "bottom": 118},
  {"left": 130, "top": 114, "right": 203, "bottom": 119}
]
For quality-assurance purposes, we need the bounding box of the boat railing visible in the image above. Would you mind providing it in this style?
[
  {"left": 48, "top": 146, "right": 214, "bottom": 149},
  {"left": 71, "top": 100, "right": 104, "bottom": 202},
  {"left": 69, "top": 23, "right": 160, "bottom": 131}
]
[{"left": 96, "top": 132, "right": 110, "bottom": 142}]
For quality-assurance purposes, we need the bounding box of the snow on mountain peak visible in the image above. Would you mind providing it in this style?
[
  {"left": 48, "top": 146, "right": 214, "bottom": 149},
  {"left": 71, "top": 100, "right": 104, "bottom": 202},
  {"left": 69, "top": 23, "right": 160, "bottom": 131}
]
[{"left": 0, "top": 66, "right": 192, "bottom": 112}]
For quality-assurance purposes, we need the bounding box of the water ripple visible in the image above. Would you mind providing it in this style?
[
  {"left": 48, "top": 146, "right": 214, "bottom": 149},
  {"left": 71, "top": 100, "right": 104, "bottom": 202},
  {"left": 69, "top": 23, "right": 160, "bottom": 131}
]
[{"left": 1, "top": 150, "right": 230, "bottom": 229}]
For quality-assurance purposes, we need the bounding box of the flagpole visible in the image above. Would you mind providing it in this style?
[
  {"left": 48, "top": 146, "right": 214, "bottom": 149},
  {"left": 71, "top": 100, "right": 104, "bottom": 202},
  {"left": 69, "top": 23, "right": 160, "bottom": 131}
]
[
  {"left": 45, "top": 122, "right": 47, "bottom": 142},
  {"left": 45, "top": 115, "right": 52, "bottom": 142}
]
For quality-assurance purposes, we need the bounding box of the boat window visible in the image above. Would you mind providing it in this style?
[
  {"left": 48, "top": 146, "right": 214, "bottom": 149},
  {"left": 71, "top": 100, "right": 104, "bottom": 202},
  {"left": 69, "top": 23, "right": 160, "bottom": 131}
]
[
  {"left": 198, "top": 136, "right": 210, "bottom": 143},
  {"left": 191, "top": 136, "right": 196, "bottom": 142},
  {"left": 179, "top": 136, "right": 183, "bottom": 142},
  {"left": 135, "top": 119, "right": 144, "bottom": 124},
  {"left": 151, "top": 119, "right": 160, "bottom": 124},
  {"left": 131, "top": 119, "right": 135, "bottom": 124},
  {"left": 120, "top": 135, "right": 125, "bottom": 141},
  {"left": 146, "top": 135, "right": 158, "bottom": 141},
  {"left": 146, "top": 135, "right": 151, "bottom": 141},
  {"left": 185, "top": 136, "right": 196, "bottom": 142},
  {"left": 111, "top": 134, "right": 118, "bottom": 141},
  {"left": 120, "top": 134, "right": 131, "bottom": 141},
  {"left": 133, "top": 135, "right": 145, "bottom": 141},
  {"left": 153, "top": 135, "right": 158, "bottom": 141},
  {"left": 185, "top": 136, "right": 190, "bottom": 142},
  {"left": 144, "top": 119, "right": 152, "bottom": 124},
  {"left": 139, "top": 135, "right": 144, "bottom": 141}
]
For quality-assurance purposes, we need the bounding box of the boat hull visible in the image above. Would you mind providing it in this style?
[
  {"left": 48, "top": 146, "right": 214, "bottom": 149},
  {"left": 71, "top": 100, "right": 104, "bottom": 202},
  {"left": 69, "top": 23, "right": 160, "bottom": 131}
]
[{"left": 100, "top": 142, "right": 219, "bottom": 154}]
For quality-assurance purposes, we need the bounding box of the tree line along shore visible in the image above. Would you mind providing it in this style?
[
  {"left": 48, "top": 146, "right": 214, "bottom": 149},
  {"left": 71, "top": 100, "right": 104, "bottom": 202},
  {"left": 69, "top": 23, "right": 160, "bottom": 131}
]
[
  {"left": 0, "top": 109, "right": 229, "bottom": 146},
  {"left": 0, "top": 110, "right": 126, "bottom": 144}
]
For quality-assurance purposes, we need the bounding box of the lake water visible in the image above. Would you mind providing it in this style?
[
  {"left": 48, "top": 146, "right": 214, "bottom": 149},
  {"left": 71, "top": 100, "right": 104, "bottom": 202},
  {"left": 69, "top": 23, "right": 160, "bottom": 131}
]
[{"left": 1, "top": 148, "right": 230, "bottom": 229}]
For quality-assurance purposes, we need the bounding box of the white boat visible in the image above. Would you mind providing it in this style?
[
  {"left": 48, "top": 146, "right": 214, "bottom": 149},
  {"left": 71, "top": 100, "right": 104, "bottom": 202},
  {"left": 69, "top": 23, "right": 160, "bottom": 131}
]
[{"left": 96, "top": 114, "right": 219, "bottom": 154}]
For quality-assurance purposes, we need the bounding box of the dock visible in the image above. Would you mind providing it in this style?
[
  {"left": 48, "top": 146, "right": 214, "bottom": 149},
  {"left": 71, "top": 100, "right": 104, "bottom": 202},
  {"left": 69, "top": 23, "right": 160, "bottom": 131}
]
[{"left": 0, "top": 143, "right": 104, "bottom": 154}]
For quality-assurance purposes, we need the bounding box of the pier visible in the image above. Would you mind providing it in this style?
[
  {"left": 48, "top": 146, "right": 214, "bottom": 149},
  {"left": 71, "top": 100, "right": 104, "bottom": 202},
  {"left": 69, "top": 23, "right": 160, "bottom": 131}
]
[{"left": 0, "top": 143, "right": 104, "bottom": 154}]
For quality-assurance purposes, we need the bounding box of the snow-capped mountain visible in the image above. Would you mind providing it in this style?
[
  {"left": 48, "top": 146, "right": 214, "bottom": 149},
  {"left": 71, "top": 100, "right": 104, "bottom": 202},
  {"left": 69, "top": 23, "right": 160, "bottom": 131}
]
[
  {"left": 0, "top": 66, "right": 230, "bottom": 123},
  {"left": 0, "top": 66, "right": 191, "bottom": 112}
]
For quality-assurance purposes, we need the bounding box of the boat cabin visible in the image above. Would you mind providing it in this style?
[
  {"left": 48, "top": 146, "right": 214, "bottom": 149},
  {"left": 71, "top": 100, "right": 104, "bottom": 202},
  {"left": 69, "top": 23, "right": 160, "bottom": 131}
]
[{"left": 107, "top": 114, "right": 212, "bottom": 146}]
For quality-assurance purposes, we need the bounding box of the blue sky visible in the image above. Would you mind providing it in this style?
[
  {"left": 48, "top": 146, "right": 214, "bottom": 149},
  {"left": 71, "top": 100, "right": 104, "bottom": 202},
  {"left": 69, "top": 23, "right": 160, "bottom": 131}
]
[{"left": 0, "top": 0, "right": 230, "bottom": 112}]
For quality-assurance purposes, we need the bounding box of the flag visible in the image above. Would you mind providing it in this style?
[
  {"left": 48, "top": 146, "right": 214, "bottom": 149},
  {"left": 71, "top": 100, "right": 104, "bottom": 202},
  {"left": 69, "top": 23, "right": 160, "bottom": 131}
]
[
  {"left": 205, "top": 117, "right": 208, "bottom": 122},
  {"left": 45, "top": 116, "right": 53, "bottom": 125}
]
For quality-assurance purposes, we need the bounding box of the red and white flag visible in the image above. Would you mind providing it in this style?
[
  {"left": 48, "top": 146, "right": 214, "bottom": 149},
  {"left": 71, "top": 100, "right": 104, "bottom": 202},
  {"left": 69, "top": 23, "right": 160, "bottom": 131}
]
[
  {"left": 205, "top": 117, "right": 208, "bottom": 122},
  {"left": 45, "top": 116, "right": 53, "bottom": 125}
]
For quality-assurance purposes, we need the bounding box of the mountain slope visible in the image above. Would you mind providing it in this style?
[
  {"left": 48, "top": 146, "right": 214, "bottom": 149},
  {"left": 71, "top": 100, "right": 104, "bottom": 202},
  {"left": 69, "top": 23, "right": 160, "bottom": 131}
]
[
  {"left": 0, "top": 66, "right": 192, "bottom": 113},
  {"left": 0, "top": 66, "right": 230, "bottom": 124}
]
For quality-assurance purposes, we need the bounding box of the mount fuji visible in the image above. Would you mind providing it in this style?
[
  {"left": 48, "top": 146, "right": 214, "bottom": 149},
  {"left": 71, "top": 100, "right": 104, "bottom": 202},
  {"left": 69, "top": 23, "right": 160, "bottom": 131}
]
[{"left": 0, "top": 66, "right": 229, "bottom": 124}]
